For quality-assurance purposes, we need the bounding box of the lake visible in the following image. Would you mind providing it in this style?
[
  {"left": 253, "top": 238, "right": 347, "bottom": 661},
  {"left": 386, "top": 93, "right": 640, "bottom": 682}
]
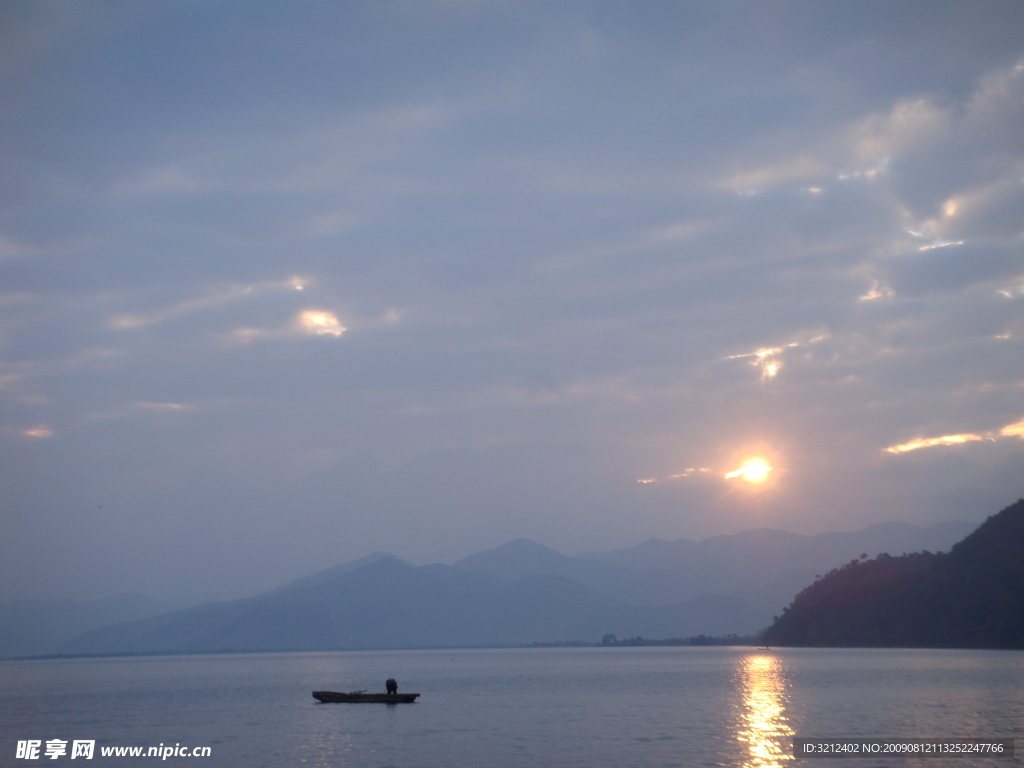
[{"left": 1, "top": 647, "right": 1021, "bottom": 767}]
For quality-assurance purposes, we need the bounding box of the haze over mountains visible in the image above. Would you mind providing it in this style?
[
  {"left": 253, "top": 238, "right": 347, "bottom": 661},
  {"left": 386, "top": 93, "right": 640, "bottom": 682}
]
[
  {"left": 0, "top": 595, "right": 170, "bottom": 660},
  {"left": 39, "top": 519, "right": 974, "bottom": 658},
  {"left": 459, "top": 521, "right": 973, "bottom": 613}
]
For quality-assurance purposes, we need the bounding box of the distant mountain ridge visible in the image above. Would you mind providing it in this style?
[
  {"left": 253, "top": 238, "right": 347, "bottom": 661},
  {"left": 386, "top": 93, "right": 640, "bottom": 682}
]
[
  {"left": 51, "top": 518, "right": 976, "bottom": 657},
  {"left": 762, "top": 501, "right": 1024, "bottom": 648},
  {"left": 585, "top": 521, "right": 973, "bottom": 572},
  {"left": 271, "top": 552, "right": 413, "bottom": 593},
  {"left": 455, "top": 520, "right": 975, "bottom": 615},
  {"left": 0, "top": 594, "right": 170, "bottom": 659},
  {"left": 57, "top": 559, "right": 761, "bottom": 655}
]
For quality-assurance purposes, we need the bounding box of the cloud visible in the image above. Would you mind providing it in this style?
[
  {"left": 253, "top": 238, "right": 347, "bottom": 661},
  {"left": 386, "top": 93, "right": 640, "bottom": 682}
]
[
  {"left": 3, "top": 4, "right": 1024, "bottom": 602},
  {"left": 858, "top": 279, "right": 894, "bottom": 302},
  {"left": 716, "top": 97, "right": 950, "bottom": 194},
  {"left": 646, "top": 220, "right": 712, "bottom": 242},
  {"left": 723, "top": 333, "right": 829, "bottom": 382},
  {"left": 1000, "top": 418, "right": 1024, "bottom": 438},
  {"left": 108, "top": 277, "right": 308, "bottom": 330},
  {"left": 849, "top": 98, "right": 951, "bottom": 166},
  {"left": 885, "top": 243, "right": 1023, "bottom": 296},
  {"left": 885, "top": 415, "right": 1024, "bottom": 453},
  {"left": 884, "top": 433, "right": 986, "bottom": 454},
  {"left": 86, "top": 401, "right": 193, "bottom": 420},
  {"left": 108, "top": 102, "right": 456, "bottom": 201},
  {"left": 134, "top": 401, "right": 188, "bottom": 411},
  {"left": 636, "top": 468, "right": 712, "bottom": 484},
  {"left": 721, "top": 154, "right": 830, "bottom": 193},
  {"left": 298, "top": 310, "right": 345, "bottom": 337},
  {"left": 230, "top": 308, "right": 350, "bottom": 343},
  {"left": 0, "top": 234, "right": 36, "bottom": 259}
]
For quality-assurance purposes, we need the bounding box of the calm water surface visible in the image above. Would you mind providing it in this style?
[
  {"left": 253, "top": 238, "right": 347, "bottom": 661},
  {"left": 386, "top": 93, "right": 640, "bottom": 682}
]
[{"left": 1, "top": 647, "right": 1021, "bottom": 767}]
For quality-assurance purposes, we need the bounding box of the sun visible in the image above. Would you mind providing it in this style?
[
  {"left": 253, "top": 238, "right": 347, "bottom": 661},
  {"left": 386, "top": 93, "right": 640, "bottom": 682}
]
[{"left": 725, "top": 457, "right": 773, "bottom": 484}]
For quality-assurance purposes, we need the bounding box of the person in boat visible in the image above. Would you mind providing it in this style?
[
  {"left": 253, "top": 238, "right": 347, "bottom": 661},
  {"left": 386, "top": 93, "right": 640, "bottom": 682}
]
[{"left": 385, "top": 678, "right": 398, "bottom": 695}]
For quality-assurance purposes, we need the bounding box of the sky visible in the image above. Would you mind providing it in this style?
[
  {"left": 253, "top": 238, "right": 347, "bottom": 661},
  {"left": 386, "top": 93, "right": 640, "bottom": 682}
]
[{"left": 2, "top": 1, "right": 1023, "bottom": 604}]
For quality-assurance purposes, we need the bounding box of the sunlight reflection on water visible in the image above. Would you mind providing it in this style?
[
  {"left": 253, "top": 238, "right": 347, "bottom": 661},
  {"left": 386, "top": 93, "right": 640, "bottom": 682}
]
[{"left": 735, "top": 654, "right": 794, "bottom": 768}]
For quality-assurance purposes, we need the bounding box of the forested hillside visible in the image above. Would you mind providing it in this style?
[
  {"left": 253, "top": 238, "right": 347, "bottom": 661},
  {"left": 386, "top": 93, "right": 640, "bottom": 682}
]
[{"left": 762, "top": 500, "right": 1024, "bottom": 648}]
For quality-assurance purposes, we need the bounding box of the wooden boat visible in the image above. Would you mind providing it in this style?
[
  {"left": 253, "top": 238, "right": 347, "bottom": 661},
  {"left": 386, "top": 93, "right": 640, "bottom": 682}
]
[{"left": 313, "top": 690, "right": 419, "bottom": 703}]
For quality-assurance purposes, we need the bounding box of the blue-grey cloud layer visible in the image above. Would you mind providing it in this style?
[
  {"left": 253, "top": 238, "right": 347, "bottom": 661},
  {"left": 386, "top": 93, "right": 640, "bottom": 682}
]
[{"left": 2, "top": 1, "right": 1023, "bottom": 602}]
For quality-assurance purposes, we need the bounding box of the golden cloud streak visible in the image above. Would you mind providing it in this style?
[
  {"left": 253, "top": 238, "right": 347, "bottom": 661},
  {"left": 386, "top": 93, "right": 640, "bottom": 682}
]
[
  {"left": 885, "top": 433, "right": 984, "bottom": 453},
  {"left": 885, "top": 412, "right": 1024, "bottom": 454},
  {"left": 1000, "top": 419, "right": 1024, "bottom": 438},
  {"left": 636, "top": 468, "right": 711, "bottom": 484}
]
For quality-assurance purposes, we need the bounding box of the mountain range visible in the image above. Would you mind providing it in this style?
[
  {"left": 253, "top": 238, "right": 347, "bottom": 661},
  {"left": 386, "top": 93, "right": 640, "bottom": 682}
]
[{"left": 46, "top": 519, "right": 974, "bottom": 657}]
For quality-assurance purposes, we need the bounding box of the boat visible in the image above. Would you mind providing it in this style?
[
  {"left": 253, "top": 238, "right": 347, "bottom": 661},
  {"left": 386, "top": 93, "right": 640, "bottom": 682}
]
[{"left": 313, "top": 690, "right": 419, "bottom": 703}]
